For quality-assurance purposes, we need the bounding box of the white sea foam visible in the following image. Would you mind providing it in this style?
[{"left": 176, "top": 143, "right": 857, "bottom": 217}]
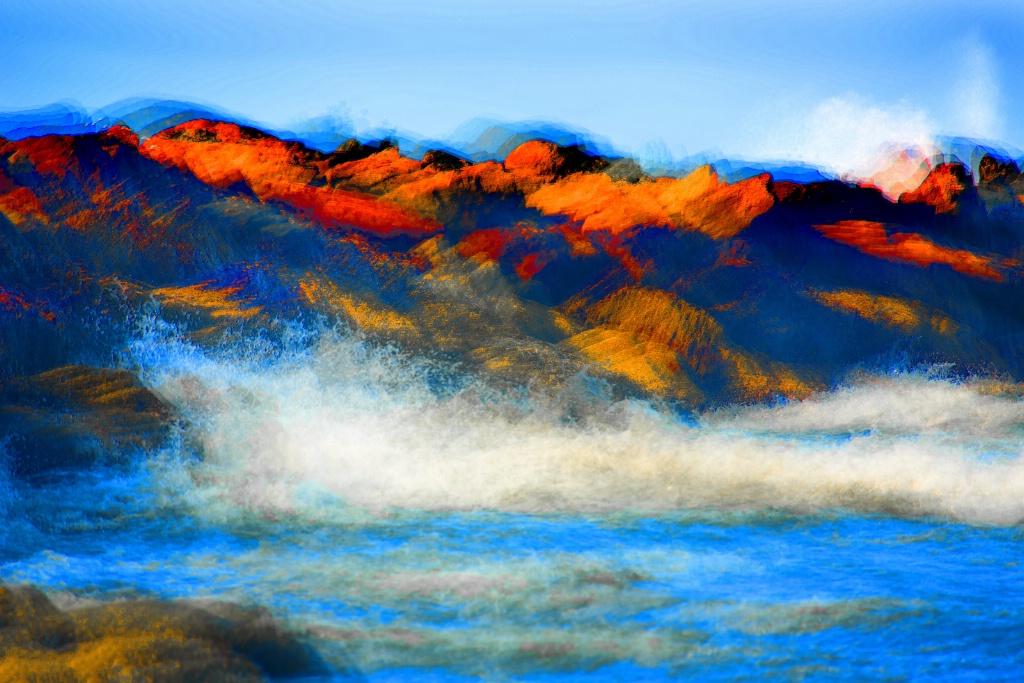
[
  {"left": 131, "top": 325, "right": 1024, "bottom": 525},
  {"left": 706, "top": 374, "right": 1024, "bottom": 440}
]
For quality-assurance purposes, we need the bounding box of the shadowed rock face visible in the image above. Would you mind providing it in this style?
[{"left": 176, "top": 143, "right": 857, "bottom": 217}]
[
  {"left": 420, "top": 149, "right": 468, "bottom": 172},
  {"left": 0, "top": 366, "right": 173, "bottom": 476},
  {"left": 2, "top": 121, "right": 1024, "bottom": 480},
  {"left": 978, "top": 156, "right": 1021, "bottom": 188},
  {"left": 0, "top": 584, "right": 329, "bottom": 681}
]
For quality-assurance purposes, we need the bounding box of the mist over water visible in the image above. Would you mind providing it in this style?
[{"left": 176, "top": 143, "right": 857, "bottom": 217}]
[{"left": 125, "top": 318, "right": 1024, "bottom": 526}]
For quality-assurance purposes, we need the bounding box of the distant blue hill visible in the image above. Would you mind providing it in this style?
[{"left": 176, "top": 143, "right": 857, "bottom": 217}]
[
  {"left": 0, "top": 98, "right": 253, "bottom": 141},
  {"left": 0, "top": 101, "right": 98, "bottom": 138}
]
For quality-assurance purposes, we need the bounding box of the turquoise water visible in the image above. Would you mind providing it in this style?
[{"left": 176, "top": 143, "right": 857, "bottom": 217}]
[
  {"left": 3, "top": 478, "right": 1023, "bottom": 680},
  {"left": 2, "top": 327, "right": 1024, "bottom": 680}
]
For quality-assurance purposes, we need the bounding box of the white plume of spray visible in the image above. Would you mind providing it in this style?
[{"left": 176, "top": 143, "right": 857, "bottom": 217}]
[{"left": 128, "top": 321, "right": 1024, "bottom": 526}]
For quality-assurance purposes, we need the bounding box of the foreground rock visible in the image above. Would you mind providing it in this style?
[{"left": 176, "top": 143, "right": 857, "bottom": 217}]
[{"left": 0, "top": 584, "right": 328, "bottom": 682}]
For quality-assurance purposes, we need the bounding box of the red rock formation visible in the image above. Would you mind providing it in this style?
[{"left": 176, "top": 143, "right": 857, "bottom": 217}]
[
  {"left": 813, "top": 220, "right": 1005, "bottom": 281},
  {"left": 898, "top": 163, "right": 969, "bottom": 214},
  {"left": 1, "top": 135, "right": 76, "bottom": 178},
  {"left": 142, "top": 120, "right": 439, "bottom": 237},
  {"left": 0, "top": 170, "right": 46, "bottom": 225},
  {"left": 526, "top": 165, "right": 774, "bottom": 239}
]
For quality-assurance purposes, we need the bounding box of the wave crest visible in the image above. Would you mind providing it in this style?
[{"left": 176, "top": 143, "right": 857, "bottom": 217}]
[{"left": 134, "top": 326, "right": 1024, "bottom": 525}]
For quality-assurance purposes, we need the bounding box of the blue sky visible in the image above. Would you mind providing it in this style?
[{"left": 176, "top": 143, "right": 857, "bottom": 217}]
[{"left": 2, "top": 0, "right": 1022, "bottom": 173}]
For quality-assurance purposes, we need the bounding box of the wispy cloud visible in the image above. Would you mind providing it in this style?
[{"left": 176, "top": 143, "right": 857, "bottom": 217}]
[
  {"left": 952, "top": 34, "right": 1000, "bottom": 140},
  {"left": 750, "top": 93, "right": 936, "bottom": 179}
]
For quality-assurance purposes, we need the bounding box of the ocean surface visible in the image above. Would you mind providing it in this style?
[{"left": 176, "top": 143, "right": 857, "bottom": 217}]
[{"left": 2, "top": 321, "right": 1023, "bottom": 681}]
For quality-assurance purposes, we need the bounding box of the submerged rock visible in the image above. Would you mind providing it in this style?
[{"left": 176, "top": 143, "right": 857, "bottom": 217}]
[{"left": 0, "top": 584, "right": 329, "bottom": 682}]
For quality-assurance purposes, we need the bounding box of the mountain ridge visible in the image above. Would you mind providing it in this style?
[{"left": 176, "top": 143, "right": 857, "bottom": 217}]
[
  {"left": 7, "top": 99, "right": 1020, "bottom": 185},
  {"left": 3, "top": 114, "right": 1024, "bottom": 474}
]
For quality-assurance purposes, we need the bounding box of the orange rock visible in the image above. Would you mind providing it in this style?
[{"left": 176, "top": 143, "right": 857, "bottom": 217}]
[
  {"left": 325, "top": 146, "right": 423, "bottom": 190},
  {"left": 451, "top": 161, "right": 515, "bottom": 196},
  {"left": 457, "top": 229, "right": 510, "bottom": 261},
  {"left": 0, "top": 178, "right": 46, "bottom": 225},
  {"left": 503, "top": 140, "right": 564, "bottom": 180},
  {"left": 526, "top": 166, "right": 774, "bottom": 238},
  {"left": 0, "top": 585, "right": 320, "bottom": 681},
  {"left": 298, "top": 277, "right": 417, "bottom": 336},
  {"left": 99, "top": 125, "right": 140, "bottom": 149},
  {"left": 812, "top": 220, "right": 1004, "bottom": 281},
  {"left": 2, "top": 135, "right": 76, "bottom": 178},
  {"left": 599, "top": 234, "right": 651, "bottom": 280},
  {"left": 142, "top": 121, "right": 439, "bottom": 236},
  {"left": 149, "top": 280, "right": 264, "bottom": 320},
  {"left": 141, "top": 120, "right": 320, "bottom": 189},
  {"left": 898, "top": 163, "right": 968, "bottom": 214},
  {"left": 557, "top": 224, "right": 598, "bottom": 257},
  {"left": 514, "top": 253, "right": 546, "bottom": 280},
  {"left": 563, "top": 286, "right": 813, "bottom": 402},
  {"left": 275, "top": 182, "right": 439, "bottom": 235},
  {"left": 809, "top": 289, "right": 921, "bottom": 331}
]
